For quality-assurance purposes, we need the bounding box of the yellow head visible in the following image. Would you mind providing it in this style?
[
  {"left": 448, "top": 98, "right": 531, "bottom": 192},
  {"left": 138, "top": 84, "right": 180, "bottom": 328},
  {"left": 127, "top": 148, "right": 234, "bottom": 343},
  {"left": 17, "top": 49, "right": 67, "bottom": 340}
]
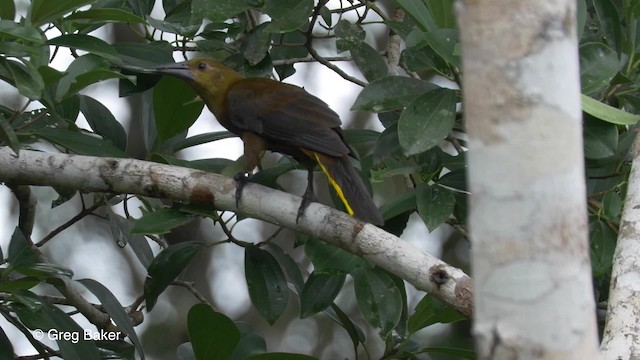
[{"left": 151, "top": 58, "right": 243, "bottom": 112}]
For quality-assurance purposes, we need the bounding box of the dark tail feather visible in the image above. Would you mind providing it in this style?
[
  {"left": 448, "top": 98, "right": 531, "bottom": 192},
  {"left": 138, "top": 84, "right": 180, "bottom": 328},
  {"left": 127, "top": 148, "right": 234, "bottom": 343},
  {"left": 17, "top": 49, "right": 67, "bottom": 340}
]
[{"left": 313, "top": 152, "right": 384, "bottom": 226}]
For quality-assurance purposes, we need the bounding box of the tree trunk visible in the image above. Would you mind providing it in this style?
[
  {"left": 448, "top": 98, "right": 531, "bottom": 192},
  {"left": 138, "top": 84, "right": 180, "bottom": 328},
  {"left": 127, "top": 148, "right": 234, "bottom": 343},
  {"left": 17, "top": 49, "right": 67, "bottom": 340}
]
[{"left": 456, "top": 0, "right": 600, "bottom": 358}]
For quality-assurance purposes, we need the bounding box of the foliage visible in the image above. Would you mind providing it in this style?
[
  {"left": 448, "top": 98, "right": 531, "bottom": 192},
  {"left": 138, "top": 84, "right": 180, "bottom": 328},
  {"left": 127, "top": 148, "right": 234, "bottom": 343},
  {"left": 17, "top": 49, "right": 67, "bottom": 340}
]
[{"left": 0, "top": 0, "right": 637, "bottom": 358}]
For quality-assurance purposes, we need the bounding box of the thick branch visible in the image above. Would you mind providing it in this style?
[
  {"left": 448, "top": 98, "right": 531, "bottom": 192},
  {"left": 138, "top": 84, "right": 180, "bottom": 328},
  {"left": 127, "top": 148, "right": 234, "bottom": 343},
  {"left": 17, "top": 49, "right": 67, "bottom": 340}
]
[
  {"left": 0, "top": 147, "right": 473, "bottom": 317},
  {"left": 600, "top": 132, "right": 640, "bottom": 357}
]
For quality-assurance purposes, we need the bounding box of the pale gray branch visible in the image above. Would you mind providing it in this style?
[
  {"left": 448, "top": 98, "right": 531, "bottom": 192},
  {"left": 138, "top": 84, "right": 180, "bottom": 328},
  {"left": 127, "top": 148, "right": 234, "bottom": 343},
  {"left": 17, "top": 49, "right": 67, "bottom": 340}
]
[{"left": 0, "top": 147, "right": 473, "bottom": 317}]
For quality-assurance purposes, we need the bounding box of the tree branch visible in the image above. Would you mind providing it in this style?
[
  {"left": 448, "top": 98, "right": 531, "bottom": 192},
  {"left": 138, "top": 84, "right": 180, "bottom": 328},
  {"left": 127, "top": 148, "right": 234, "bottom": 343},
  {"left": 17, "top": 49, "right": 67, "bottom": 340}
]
[
  {"left": 600, "top": 132, "right": 640, "bottom": 357},
  {"left": 0, "top": 147, "right": 473, "bottom": 318}
]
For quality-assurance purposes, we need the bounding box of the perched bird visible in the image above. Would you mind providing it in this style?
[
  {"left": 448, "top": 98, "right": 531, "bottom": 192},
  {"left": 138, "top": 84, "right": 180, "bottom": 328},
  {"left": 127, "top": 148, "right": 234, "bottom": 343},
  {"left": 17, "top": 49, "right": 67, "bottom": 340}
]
[{"left": 150, "top": 58, "right": 383, "bottom": 226}]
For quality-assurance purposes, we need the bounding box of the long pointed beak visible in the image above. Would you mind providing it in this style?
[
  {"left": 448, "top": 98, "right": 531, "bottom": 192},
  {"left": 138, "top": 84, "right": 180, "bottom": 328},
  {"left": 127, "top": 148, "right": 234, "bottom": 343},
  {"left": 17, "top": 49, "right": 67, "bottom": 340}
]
[{"left": 145, "top": 61, "right": 193, "bottom": 81}]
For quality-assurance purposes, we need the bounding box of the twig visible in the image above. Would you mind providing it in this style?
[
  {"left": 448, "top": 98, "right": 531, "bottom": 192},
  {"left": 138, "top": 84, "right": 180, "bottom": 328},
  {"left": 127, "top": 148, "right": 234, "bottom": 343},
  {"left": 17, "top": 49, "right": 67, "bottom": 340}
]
[{"left": 172, "top": 280, "right": 211, "bottom": 307}]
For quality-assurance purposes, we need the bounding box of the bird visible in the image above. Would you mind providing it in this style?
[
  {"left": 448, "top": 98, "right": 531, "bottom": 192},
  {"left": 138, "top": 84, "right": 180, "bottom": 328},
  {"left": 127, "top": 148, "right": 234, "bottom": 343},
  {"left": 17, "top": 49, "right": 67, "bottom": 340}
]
[{"left": 149, "top": 58, "right": 384, "bottom": 226}]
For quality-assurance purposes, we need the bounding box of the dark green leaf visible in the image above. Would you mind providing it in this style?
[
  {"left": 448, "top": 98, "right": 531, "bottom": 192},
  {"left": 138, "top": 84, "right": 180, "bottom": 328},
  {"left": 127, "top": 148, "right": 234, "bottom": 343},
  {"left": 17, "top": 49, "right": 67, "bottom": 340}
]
[
  {"left": 107, "top": 210, "right": 154, "bottom": 267},
  {"left": 30, "top": 0, "right": 94, "bottom": 26},
  {"left": 7, "top": 227, "right": 37, "bottom": 270},
  {"left": 353, "top": 267, "right": 403, "bottom": 337},
  {"left": 577, "top": 0, "right": 587, "bottom": 39},
  {"left": 304, "top": 237, "right": 367, "bottom": 274},
  {"left": 417, "top": 347, "right": 475, "bottom": 358},
  {"left": 0, "top": 325, "right": 13, "bottom": 360},
  {"left": 351, "top": 42, "right": 387, "bottom": 81},
  {"left": 153, "top": 76, "right": 204, "bottom": 141},
  {"left": 421, "top": 28, "right": 460, "bottom": 67},
  {"left": 590, "top": 219, "right": 616, "bottom": 278},
  {"left": 583, "top": 114, "right": 618, "bottom": 159},
  {"left": 408, "top": 294, "right": 466, "bottom": 334},
  {"left": 55, "top": 54, "right": 134, "bottom": 100},
  {"left": 192, "top": 0, "right": 251, "bottom": 21},
  {"left": 131, "top": 208, "right": 196, "bottom": 235},
  {"left": 416, "top": 183, "right": 455, "bottom": 232},
  {"left": 78, "top": 279, "right": 145, "bottom": 360},
  {"left": 31, "top": 127, "right": 127, "bottom": 157},
  {"left": 264, "top": 0, "right": 314, "bottom": 33},
  {"left": 0, "top": 58, "right": 44, "bottom": 100},
  {"left": 602, "top": 191, "right": 622, "bottom": 220},
  {"left": 582, "top": 94, "right": 639, "bottom": 125},
  {"left": 64, "top": 8, "right": 146, "bottom": 24},
  {"left": 0, "top": 0, "right": 15, "bottom": 20},
  {"left": 241, "top": 23, "right": 271, "bottom": 65},
  {"left": 79, "top": 95, "right": 127, "bottom": 151},
  {"left": 579, "top": 42, "right": 618, "bottom": 96},
  {"left": 592, "top": 0, "right": 623, "bottom": 53},
  {"left": 394, "top": 0, "right": 436, "bottom": 31},
  {"left": 0, "top": 113, "right": 19, "bottom": 154},
  {"left": 127, "top": 0, "right": 154, "bottom": 17},
  {"left": 438, "top": 169, "right": 467, "bottom": 192},
  {"left": 379, "top": 189, "right": 417, "bottom": 221},
  {"left": 146, "top": 16, "right": 201, "bottom": 38},
  {"left": 248, "top": 354, "right": 318, "bottom": 360},
  {"left": 144, "top": 241, "right": 206, "bottom": 311},
  {"left": 351, "top": 76, "right": 438, "bottom": 112},
  {"left": 15, "top": 263, "right": 73, "bottom": 278},
  {"left": 335, "top": 19, "right": 366, "bottom": 52},
  {"left": 188, "top": 303, "right": 240, "bottom": 360},
  {"left": 327, "top": 303, "right": 366, "bottom": 348},
  {"left": 426, "top": 0, "right": 456, "bottom": 28},
  {"left": 245, "top": 245, "right": 288, "bottom": 324},
  {"left": 399, "top": 88, "right": 456, "bottom": 156},
  {"left": 266, "top": 243, "right": 304, "bottom": 293},
  {"left": 0, "top": 277, "right": 39, "bottom": 292},
  {"left": 228, "top": 322, "right": 267, "bottom": 360},
  {"left": 300, "top": 272, "right": 345, "bottom": 318},
  {"left": 47, "top": 34, "right": 121, "bottom": 64},
  {"left": 114, "top": 41, "right": 175, "bottom": 69},
  {"left": 12, "top": 290, "right": 101, "bottom": 359},
  {"left": 0, "top": 20, "right": 42, "bottom": 43},
  {"left": 171, "top": 131, "right": 236, "bottom": 151}
]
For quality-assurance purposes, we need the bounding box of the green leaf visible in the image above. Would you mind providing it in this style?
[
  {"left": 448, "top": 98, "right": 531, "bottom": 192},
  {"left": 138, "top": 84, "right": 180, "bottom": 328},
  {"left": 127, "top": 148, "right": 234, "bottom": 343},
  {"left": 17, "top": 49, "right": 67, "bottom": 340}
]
[
  {"left": 31, "top": 127, "right": 127, "bottom": 157},
  {"left": 107, "top": 210, "right": 154, "bottom": 267},
  {"left": 115, "top": 41, "right": 175, "bottom": 69},
  {"left": 12, "top": 290, "right": 101, "bottom": 359},
  {"left": 153, "top": 76, "right": 204, "bottom": 141},
  {"left": 47, "top": 34, "right": 121, "bottom": 64},
  {"left": 353, "top": 267, "right": 403, "bottom": 337},
  {"left": 0, "top": 113, "right": 20, "bottom": 154},
  {"left": 327, "top": 303, "right": 366, "bottom": 348},
  {"left": 579, "top": 42, "right": 618, "bottom": 96},
  {"left": 266, "top": 243, "right": 304, "bottom": 293},
  {"left": 408, "top": 293, "right": 465, "bottom": 334},
  {"left": 79, "top": 95, "right": 127, "bottom": 151},
  {"left": 29, "top": 0, "right": 94, "bottom": 26},
  {"left": 426, "top": 0, "right": 456, "bottom": 28},
  {"left": 378, "top": 189, "right": 417, "bottom": 221},
  {"left": 228, "top": 323, "right": 267, "bottom": 360},
  {"left": 144, "top": 241, "right": 206, "bottom": 311},
  {"left": 0, "top": 325, "right": 13, "bottom": 360},
  {"left": 421, "top": 28, "right": 460, "bottom": 67},
  {"left": 398, "top": 88, "right": 456, "bottom": 156},
  {"left": 416, "top": 183, "right": 455, "bottom": 232},
  {"left": 0, "top": 58, "right": 44, "bottom": 100},
  {"left": 300, "top": 272, "right": 345, "bottom": 318},
  {"left": 394, "top": 0, "right": 436, "bottom": 31},
  {"left": 192, "top": 0, "right": 251, "bottom": 21},
  {"left": 131, "top": 208, "right": 196, "bottom": 235},
  {"left": 241, "top": 23, "right": 271, "bottom": 66},
  {"left": 335, "top": 19, "right": 366, "bottom": 52},
  {"left": 171, "top": 131, "right": 236, "bottom": 151},
  {"left": 417, "top": 347, "right": 475, "bottom": 359},
  {"left": 350, "top": 42, "right": 387, "bottom": 82},
  {"left": 583, "top": 115, "right": 618, "bottom": 159},
  {"left": 351, "top": 76, "right": 438, "bottom": 112},
  {"left": 602, "top": 191, "right": 622, "bottom": 220},
  {"left": 0, "top": 277, "right": 39, "bottom": 292},
  {"left": 55, "top": 54, "right": 134, "bottom": 100},
  {"left": 245, "top": 245, "right": 288, "bottom": 325},
  {"left": 264, "top": 0, "right": 314, "bottom": 33},
  {"left": 0, "top": 0, "right": 15, "bottom": 20},
  {"left": 7, "top": 227, "right": 37, "bottom": 270},
  {"left": 582, "top": 94, "right": 639, "bottom": 125},
  {"left": 14, "top": 263, "right": 73, "bottom": 278},
  {"left": 188, "top": 304, "right": 240, "bottom": 360},
  {"left": 127, "top": 0, "right": 154, "bottom": 17},
  {"left": 248, "top": 354, "right": 318, "bottom": 360},
  {"left": 0, "top": 20, "right": 42, "bottom": 43},
  {"left": 64, "top": 8, "right": 146, "bottom": 24},
  {"left": 78, "top": 279, "right": 145, "bottom": 360},
  {"left": 304, "top": 237, "right": 367, "bottom": 274},
  {"left": 590, "top": 219, "right": 616, "bottom": 278}
]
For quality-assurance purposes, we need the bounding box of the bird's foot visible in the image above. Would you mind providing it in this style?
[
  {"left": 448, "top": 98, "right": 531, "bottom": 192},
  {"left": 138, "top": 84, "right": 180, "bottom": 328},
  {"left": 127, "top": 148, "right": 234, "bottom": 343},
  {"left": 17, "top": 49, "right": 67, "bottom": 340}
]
[
  {"left": 234, "top": 171, "right": 251, "bottom": 209},
  {"left": 296, "top": 190, "right": 317, "bottom": 224}
]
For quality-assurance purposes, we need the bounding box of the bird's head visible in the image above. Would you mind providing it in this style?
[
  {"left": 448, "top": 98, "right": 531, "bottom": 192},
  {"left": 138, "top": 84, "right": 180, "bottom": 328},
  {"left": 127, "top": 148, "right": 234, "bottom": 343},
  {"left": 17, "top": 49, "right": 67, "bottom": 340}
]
[{"left": 149, "top": 58, "right": 243, "bottom": 106}]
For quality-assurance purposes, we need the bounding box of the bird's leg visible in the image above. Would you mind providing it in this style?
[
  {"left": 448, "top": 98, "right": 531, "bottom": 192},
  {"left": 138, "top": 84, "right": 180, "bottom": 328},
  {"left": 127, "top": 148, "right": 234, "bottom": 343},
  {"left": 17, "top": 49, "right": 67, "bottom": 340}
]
[
  {"left": 296, "top": 169, "right": 317, "bottom": 223},
  {"left": 235, "top": 133, "right": 266, "bottom": 211}
]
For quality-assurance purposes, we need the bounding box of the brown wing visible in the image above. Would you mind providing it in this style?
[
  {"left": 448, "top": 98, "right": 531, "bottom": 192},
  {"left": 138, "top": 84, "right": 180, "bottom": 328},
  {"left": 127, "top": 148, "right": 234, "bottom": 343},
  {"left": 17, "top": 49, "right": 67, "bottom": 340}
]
[{"left": 224, "top": 78, "right": 350, "bottom": 157}]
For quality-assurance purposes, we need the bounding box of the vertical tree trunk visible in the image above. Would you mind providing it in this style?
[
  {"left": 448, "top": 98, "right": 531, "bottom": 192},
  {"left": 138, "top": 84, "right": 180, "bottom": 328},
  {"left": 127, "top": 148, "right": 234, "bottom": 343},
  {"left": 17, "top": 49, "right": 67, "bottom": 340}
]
[{"left": 456, "top": 1, "right": 600, "bottom": 358}]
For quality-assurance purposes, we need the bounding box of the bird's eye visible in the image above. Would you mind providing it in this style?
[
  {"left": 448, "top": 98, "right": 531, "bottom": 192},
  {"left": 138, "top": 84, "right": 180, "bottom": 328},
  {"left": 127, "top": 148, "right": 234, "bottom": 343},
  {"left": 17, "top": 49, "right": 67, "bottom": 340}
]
[{"left": 197, "top": 62, "right": 206, "bottom": 70}]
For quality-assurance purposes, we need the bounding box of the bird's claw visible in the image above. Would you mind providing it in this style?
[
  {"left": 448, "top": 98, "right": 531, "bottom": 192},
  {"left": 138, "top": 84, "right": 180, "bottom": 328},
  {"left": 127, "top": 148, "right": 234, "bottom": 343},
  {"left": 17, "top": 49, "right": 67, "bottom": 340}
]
[
  {"left": 234, "top": 171, "right": 250, "bottom": 209},
  {"left": 295, "top": 190, "right": 317, "bottom": 224}
]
